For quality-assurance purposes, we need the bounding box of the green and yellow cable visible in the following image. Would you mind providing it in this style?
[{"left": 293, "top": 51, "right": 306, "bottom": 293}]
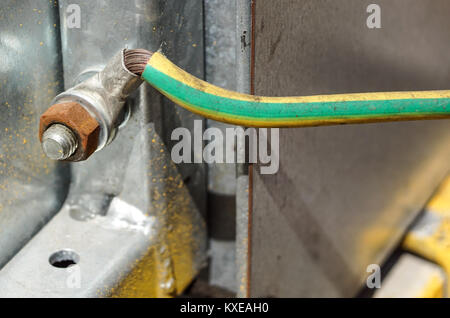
[{"left": 127, "top": 49, "right": 450, "bottom": 128}]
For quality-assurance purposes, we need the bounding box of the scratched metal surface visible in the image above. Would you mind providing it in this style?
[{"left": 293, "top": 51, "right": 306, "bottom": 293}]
[
  {"left": 0, "top": 0, "right": 69, "bottom": 269},
  {"left": 251, "top": 0, "right": 450, "bottom": 297}
]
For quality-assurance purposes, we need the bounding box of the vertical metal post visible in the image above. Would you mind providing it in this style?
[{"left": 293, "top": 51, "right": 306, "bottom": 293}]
[{"left": 235, "top": 0, "right": 253, "bottom": 298}]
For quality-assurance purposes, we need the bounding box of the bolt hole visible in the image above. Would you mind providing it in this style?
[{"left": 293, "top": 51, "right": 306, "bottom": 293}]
[{"left": 49, "top": 249, "right": 80, "bottom": 268}]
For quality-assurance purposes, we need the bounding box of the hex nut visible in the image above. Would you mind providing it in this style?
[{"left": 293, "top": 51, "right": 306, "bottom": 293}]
[{"left": 39, "top": 102, "right": 100, "bottom": 161}]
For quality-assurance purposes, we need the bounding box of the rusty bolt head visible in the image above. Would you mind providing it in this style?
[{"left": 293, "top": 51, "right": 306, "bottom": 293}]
[{"left": 39, "top": 102, "right": 100, "bottom": 161}]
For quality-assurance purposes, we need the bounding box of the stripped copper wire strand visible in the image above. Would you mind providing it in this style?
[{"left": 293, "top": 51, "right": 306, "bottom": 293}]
[{"left": 124, "top": 49, "right": 152, "bottom": 76}]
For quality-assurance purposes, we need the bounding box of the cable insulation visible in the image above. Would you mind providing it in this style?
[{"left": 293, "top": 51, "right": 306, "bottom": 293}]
[{"left": 139, "top": 51, "right": 450, "bottom": 127}]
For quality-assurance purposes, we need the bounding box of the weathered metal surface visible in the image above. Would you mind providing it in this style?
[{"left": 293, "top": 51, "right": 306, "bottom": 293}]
[
  {"left": 250, "top": 0, "right": 450, "bottom": 297},
  {"left": 0, "top": 128, "right": 206, "bottom": 297},
  {"left": 0, "top": 0, "right": 69, "bottom": 269},
  {"left": 235, "top": 0, "right": 253, "bottom": 298},
  {"left": 403, "top": 177, "right": 450, "bottom": 297},
  {"left": 204, "top": 0, "right": 238, "bottom": 293},
  {"left": 374, "top": 254, "right": 445, "bottom": 298},
  {"left": 375, "top": 176, "right": 450, "bottom": 298},
  {"left": 0, "top": 0, "right": 206, "bottom": 297},
  {"left": 236, "top": 174, "right": 249, "bottom": 297}
]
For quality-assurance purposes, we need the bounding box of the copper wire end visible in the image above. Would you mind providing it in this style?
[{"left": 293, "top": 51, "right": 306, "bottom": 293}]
[{"left": 124, "top": 49, "right": 153, "bottom": 76}]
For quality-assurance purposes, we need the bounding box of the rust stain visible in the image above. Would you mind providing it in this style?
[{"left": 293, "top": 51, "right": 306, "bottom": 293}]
[{"left": 39, "top": 102, "right": 99, "bottom": 161}]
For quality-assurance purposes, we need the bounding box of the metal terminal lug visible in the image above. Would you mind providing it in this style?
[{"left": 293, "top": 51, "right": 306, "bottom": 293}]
[{"left": 39, "top": 49, "right": 142, "bottom": 161}]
